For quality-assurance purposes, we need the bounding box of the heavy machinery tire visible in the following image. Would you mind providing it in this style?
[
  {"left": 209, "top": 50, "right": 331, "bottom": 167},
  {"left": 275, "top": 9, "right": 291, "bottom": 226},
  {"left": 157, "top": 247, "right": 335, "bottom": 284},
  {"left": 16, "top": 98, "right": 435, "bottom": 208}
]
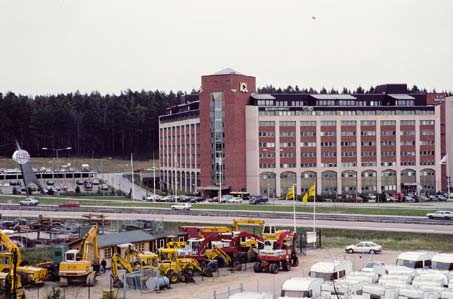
[
  {"left": 203, "top": 269, "right": 213, "bottom": 277},
  {"left": 86, "top": 273, "right": 95, "bottom": 286},
  {"left": 253, "top": 262, "right": 262, "bottom": 273},
  {"left": 270, "top": 263, "right": 279, "bottom": 274},
  {"left": 17, "top": 271, "right": 28, "bottom": 286},
  {"left": 283, "top": 261, "right": 291, "bottom": 271},
  {"left": 183, "top": 267, "right": 194, "bottom": 277},
  {"left": 291, "top": 256, "right": 299, "bottom": 267},
  {"left": 215, "top": 257, "right": 225, "bottom": 268},
  {"left": 168, "top": 271, "right": 179, "bottom": 284},
  {"left": 59, "top": 277, "right": 69, "bottom": 287},
  {"left": 207, "top": 261, "right": 218, "bottom": 273}
]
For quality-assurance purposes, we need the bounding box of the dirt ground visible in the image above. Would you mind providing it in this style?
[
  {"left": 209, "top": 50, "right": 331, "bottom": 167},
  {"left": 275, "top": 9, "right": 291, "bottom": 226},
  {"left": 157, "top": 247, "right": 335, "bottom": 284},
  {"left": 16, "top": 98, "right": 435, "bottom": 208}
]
[{"left": 26, "top": 248, "right": 401, "bottom": 299}]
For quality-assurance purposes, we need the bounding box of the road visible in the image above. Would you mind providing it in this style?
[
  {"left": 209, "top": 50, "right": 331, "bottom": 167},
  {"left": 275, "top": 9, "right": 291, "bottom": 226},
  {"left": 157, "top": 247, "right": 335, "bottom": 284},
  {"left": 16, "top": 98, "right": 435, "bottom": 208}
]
[{"left": 2, "top": 209, "right": 452, "bottom": 235}]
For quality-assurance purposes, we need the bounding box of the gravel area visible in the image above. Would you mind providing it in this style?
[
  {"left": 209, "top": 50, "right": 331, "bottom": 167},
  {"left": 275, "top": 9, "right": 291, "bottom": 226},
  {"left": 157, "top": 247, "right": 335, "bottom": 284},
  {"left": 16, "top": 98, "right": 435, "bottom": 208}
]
[{"left": 25, "top": 248, "right": 402, "bottom": 299}]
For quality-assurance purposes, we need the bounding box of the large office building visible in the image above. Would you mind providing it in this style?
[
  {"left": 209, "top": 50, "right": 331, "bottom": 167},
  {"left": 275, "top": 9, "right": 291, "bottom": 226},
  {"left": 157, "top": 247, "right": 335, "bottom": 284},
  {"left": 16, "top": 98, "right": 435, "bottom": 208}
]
[{"left": 159, "top": 69, "right": 451, "bottom": 198}]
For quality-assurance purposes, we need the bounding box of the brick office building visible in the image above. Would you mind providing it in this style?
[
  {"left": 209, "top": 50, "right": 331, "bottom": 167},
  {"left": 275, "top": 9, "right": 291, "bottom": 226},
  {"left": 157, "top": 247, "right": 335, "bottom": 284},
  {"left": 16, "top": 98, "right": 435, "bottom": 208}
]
[{"left": 159, "top": 68, "right": 450, "bottom": 198}]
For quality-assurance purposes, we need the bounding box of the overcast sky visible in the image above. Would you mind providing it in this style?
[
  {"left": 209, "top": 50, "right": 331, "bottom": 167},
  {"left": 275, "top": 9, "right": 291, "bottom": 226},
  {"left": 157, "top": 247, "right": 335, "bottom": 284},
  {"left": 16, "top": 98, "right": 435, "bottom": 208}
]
[{"left": 1, "top": 0, "right": 452, "bottom": 95}]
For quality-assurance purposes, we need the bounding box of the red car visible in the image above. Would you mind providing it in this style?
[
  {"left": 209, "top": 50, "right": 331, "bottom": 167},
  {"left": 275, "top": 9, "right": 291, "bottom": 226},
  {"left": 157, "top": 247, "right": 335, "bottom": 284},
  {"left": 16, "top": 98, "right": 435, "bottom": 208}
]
[
  {"left": 58, "top": 202, "right": 80, "bottom": 208},
  {"left": 353, "top": 197, "right": 364, "bottom": 202},
  {"left": 208, "top": 197, "right": 220, "bottom": 202}
]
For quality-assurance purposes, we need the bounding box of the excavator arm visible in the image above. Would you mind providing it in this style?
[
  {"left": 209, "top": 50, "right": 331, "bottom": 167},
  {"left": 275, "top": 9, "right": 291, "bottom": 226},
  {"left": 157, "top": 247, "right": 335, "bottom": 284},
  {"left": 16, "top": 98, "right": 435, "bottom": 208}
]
[
  {"left": 80, "top": 225, "right": 99, "bottom": 262},
  {"left": 232, "top": 218, "right": 265, "bottom": 232},
  {"left": 0, "top": 232, "right": 23, "bottom": 266}
]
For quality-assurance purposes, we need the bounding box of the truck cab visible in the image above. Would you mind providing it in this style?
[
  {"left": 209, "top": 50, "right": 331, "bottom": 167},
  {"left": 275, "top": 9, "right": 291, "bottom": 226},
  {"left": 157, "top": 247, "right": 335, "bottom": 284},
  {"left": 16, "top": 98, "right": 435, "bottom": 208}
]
[
  {"left": 279, "top": 277, "right": 323, "bottom": 299},
  {"left": 309, "top": 260, "right": 352, "bottom": 281}
]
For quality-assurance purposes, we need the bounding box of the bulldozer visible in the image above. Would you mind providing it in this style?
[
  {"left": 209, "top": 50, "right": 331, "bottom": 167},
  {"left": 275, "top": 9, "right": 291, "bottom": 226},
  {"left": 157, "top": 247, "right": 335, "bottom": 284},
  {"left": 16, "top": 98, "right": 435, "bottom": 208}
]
[
  {"left": 0, "top": 231, "right": 47, "bottom": 287},
  {"left": 58, "top": 225, "right": 100, "bottom": 287}
]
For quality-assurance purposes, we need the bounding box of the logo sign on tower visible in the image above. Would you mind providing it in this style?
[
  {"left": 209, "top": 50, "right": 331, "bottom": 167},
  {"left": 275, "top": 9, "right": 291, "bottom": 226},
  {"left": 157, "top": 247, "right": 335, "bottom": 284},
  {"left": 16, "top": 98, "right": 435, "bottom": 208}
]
[{"left": 12, "top": 150, "right": 31, "bottom": 165}]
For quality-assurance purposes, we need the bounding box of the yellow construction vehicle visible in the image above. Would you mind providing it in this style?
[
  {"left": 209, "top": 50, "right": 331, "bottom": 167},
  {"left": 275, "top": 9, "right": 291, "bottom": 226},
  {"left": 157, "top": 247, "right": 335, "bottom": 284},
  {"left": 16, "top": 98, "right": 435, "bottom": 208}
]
[
  {"left": 157, "top": 248, "right": 213, "bottom": 283},
  {"left": 58, "top": 225, "right": 100, "bottom": 287},
  {"left": 0, "top": 231, "right": 48, "bottom": 286},
  {"left": 165, "top": 235, "right": 187, "bottom": 248},
  {"left": 0, "top": 250, "right": 26, "bottom": 299}
]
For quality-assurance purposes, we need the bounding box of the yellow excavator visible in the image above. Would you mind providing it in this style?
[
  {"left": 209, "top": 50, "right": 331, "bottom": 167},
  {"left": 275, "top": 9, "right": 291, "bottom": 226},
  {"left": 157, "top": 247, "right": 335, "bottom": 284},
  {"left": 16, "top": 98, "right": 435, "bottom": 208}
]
[
  {"left": 157, "top": 248, "right": 213, "bottom": 283},
  {"left": 58, "top": 225, "right": 100, "bottom": 287},
  {"left": 0, "top": 231, "right": 48, "bottom": 286}
]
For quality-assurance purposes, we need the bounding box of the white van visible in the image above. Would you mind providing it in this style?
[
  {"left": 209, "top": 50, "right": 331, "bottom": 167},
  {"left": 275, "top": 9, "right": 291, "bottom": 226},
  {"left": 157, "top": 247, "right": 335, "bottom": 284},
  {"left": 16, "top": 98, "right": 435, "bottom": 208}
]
[
  {"left": 309, "top": 260, "right": 352, "bottom": 281},
  {"left": 278, "top": 277, "right": 323, "bottom": 299},
  {"left": 229, "top": 292, "right": 273, "bottom": 299},
  {"left": 396, "top": 251, "right": 438, "bottom": 269}
]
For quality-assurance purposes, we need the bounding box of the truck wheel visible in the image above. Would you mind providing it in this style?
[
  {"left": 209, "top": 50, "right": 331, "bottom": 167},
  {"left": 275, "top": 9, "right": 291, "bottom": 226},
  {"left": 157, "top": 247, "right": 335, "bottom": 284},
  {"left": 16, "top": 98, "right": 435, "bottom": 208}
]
[
  {"left": 168, "top": 271, "right": 179, "bottom": 284},
  {"left": 17, "top": 271, "right": 28, "bottom": 286},
  {"left": 207, "top": 261, "right": 218, "bottom": 273},
  {"left": 270, "top": 263, "right": 279, "bottom": 274},
  {"left": 283, "top": 261, "right": 291, "bottom": 271},
  {"left": 253, "top": 262, "right": 262, "bottom": 273},
  {"left": 59, "top": 277, "right": 69, "bottom": 287}
]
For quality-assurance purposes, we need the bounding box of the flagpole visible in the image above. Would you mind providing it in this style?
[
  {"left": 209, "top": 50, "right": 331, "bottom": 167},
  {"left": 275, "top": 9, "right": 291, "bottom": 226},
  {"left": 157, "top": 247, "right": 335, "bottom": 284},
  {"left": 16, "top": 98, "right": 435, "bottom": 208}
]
[
  {"left": 447, "top": 154, "right": 451, "bottom": 200},
  {"left": 313, "top": 183, "right": 316, "bottom": 232},
  {"left": 293, "top": 184, "right": 296, "bottom": 233}
]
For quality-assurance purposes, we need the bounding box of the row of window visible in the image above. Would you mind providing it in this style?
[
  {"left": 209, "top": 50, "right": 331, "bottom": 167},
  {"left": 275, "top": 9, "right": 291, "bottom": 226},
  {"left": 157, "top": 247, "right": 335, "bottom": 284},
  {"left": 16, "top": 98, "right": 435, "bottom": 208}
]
[
  {"left": 257, "top": 129, "right": 435, "bottom": 138},
  {"left": 259, "top": 119, "right": 435, "bottom": 127},
  {"left": 261, "top": 160, "right": 436, "bottom": 169},
  {"left": 258, "top": 110, "right": 435, "bottom": 116}
]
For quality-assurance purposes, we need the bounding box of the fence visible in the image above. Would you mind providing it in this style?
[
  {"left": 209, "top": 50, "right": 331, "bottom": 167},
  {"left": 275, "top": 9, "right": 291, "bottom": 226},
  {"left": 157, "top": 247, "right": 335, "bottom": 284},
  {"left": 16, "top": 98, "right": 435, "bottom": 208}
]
[
  {"left": 300, "top": 230, "right": 322, "bottom": 255},
  {"left": 212, "top": 283, "right": 244, "bottom": 299}
]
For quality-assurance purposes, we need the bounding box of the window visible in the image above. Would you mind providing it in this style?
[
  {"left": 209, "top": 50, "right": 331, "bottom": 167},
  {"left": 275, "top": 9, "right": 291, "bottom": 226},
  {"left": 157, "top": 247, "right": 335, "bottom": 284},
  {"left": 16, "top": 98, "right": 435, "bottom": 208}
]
[
  {"left": 420, "top": 120, "right": 435, "bottom": 125},
  {"left": 320, "top": 141, "right": 336, "bottom": 147},
  {"left": 300, "top": 121, "right": 316, "bottom": 126},
  {"left": 302, "top": 152, "right": 316, "bottom": 157},
  {"left": 259, "top": 121, "right": 275, "bottom": 126},
  {"left": 301, "top": 142, "right": 316, "bottom": 147},
  {"left": 380, "top": 120, "right": 396, "bottom": 126},
  {"left": 280, "top": 131, "right": 296, "bottom": 137},
  {"left": 400, "top": 140, "right": 415, "bottom": 146},
  {"left": 341, "top": 152, "right": 356, "bottom": 157},
  {"left": 381, "top": 141, "right": 396, "bottom": 146},
  {"left": 321, "top": 152, "right": 337, "bottom": 157},
  {"left": 135, "top": 242, "right": 145, "bottom": 252},
  {"left": 381, "top": 131, "right": 396, "bottom": 136},
  {"left": 341, "top": 121, "right": 356, "bottom": 126},
  {"left": 258, "top": 131, "right": 275, "bottom": 137},
  {"left": 321, "top": 121, "right": 336, "bottom": 126},
  {"left": 400, "top": 131, "right": 415, "bottom": 136},
  {"left": 301, "top": 162, "right": 317, "bottom": 168},
  {"left": 360, "top": 131, "right": 376, "bottom": 136},
  {"left": 104, "top": 248, "right": 112, "bottom": 259},
  {"left": 341, "top": 131, "right": 356, "bottom": 136},
  {"left": 362, "top": 151, "right": 376, "bottom": 156},
  {"left": 401, "top": 120, "right": 415, "bottom": 126},
  {"left": 361, "top": 120, "right": 376, "bottom": 126},
  {"left": 302, "top": 131, "right": 316, "bottom": 137},
  {"left": 320, "top": 131, "right": 336, "bottom": 137},
  {"left": 280, "top": 121, "right": 296, "bottom": 127},
  {"left": 159, "top": 239, "right": 165, "bottom": 248},
  {"left": 420, "top": 130, "right": 434, "bottom": 136},
  {"left": 340, "top": 141, "right": 356, "bottom": 146}
]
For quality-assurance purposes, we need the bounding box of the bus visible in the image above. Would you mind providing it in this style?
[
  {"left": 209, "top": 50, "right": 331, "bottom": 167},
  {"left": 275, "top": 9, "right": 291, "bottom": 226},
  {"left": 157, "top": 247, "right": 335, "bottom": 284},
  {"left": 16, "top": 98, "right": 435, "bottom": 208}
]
[{"left": 229, "top": 191, "right": 251, "bottom": 201}]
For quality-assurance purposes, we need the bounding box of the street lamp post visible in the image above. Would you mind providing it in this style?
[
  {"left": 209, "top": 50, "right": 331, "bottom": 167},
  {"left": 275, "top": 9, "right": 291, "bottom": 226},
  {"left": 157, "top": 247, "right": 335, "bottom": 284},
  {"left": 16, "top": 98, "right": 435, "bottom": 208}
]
[
  {"left": 217, "top": 158, "right": 223, "bottom": 200},
  {"left": 42, "top": 147, "right": 72, "bottom": 181}
]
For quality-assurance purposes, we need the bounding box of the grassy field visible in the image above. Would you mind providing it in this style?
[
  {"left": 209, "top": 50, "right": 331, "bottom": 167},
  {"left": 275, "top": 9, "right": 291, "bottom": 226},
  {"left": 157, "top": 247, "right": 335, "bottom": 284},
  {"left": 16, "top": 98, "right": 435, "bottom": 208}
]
[
  {"left": 0, "top": 194, "right": 440, "bottom": 216},
  {"left": 0, "top": 157, "right": 157, "bottom": 173}
]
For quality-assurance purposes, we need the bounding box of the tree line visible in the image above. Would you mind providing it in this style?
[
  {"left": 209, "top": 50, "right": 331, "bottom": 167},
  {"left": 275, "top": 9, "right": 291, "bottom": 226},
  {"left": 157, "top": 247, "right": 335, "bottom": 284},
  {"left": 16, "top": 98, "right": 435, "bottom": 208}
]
[{"left": 0, "top": 84, "right": 449, "bottom": 158}]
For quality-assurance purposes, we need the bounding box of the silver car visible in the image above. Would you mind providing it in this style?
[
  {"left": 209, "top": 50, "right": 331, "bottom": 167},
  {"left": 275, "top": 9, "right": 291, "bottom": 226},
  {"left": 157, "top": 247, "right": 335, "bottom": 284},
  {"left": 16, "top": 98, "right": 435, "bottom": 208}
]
[{"left": 345, "top": 241, "right": 382, "bottom": 254}]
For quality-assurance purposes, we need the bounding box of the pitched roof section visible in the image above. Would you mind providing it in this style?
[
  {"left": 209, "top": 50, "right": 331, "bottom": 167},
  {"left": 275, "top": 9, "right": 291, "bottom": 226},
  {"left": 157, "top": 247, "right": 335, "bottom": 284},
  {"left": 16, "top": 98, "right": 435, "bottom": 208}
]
[
  {"left": 98, "top": 230, "right": 187, "bottom": 248},
  {"left": 211, "top": 68, "right": 244, "bottom": 76}
]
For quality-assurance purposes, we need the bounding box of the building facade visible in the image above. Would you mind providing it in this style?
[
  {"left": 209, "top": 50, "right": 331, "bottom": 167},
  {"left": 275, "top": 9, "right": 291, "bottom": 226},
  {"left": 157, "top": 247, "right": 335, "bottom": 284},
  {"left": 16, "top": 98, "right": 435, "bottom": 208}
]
[{"left": 159, "top": 69, "right": 448, "bottom": 198}]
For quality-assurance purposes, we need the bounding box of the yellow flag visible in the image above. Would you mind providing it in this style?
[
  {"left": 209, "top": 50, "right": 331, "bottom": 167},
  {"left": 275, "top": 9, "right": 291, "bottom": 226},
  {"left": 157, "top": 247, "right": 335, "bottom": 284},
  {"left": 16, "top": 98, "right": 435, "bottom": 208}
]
[
  {"left": 286, "top": 185, "right": 294, "bottom": 200},
  {"left": 308, "top": 184, "right": 316, "bottom": 197},
  {"left": 302, "top": 184, "right": 315, "bottom": 202}
]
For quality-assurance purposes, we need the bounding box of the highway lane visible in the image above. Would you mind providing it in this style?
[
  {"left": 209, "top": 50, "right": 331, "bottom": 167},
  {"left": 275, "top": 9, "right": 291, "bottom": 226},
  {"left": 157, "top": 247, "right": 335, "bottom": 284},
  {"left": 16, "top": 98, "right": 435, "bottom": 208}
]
[{"left": 2, "top": 209, "right": 452, "bottom": 235}]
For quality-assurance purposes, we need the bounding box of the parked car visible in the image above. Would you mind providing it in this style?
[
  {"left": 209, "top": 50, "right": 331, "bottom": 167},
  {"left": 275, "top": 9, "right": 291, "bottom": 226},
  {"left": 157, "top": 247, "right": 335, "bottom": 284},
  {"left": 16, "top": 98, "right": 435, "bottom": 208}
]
[
  {"left": 18, "top": 197, "right": 40, "bottom": 206},
  {"left": 345, "top": 241, "right": 382, "bottom": 254},
  {"left": 228, "top": 197, "right": 243, "bottom": 204},
  {"left": 100, "top": 184, "right": 109, "bottom": 191},
  {"left": 362, "top": 261, "right": 385, "bottom": 272},
  {"left": 76, "top": 179, "right": 84, "bottom": 185},
  {"left": 426, "top": 210, "right": 453, "bottom": 220},
  {"left": 92, "top": 179, "right": 100, "bottom": 185},
  {"left": 437, "top": 195, "right": 447, "bottom": 201},
  {"left": 58, "top": 202, "right": 80, "bottom": 208},
  {"left": 220, "top": 195, "right": 234, "bottom": 203},
  {"left": 428, "top": 195, "right": 439, "bottom": 201},
  {"left": 208, "top": 197, "right": 220, "bottom": 203},
  {"left": 190, "top": 197, "right": 206, "bottom": 203},
  {"left": 249, "top": 196, "right": 269, "bottom": 205},
  {"left": 353, "top": 197, "right": 364, "bottom": 202},
  {"left": 46, "top": 180, "right": 55, "bottom": 186},
  {"left": 403, "top": 196, "right": 415, "bottom": 202},
  {"left": 170, "top": 203, "right": 192, "bottom": 210}
]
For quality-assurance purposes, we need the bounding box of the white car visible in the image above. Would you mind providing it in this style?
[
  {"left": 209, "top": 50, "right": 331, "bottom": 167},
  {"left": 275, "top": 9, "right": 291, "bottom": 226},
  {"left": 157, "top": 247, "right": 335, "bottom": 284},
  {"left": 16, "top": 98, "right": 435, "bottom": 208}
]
[
  {"left": 18, "top": 197, "right": 40, "bottom": 206},
  {"left": 426, "top": 210, "right": 453, "bottom": 220},
  {"left": 228, "top": 197, "right": 243, "bottom": 204},
  {"left": 220, "top": 195, "right": 234, "bottom": 203},
  {"left": 170, "top": 203, "right": 192, "bottom": 210},
  {"left": 345, "top": 241, "right": 382, "bottom": 254},
  {"left": 362, "top": 261, "right": 385, "bottom": 272}
]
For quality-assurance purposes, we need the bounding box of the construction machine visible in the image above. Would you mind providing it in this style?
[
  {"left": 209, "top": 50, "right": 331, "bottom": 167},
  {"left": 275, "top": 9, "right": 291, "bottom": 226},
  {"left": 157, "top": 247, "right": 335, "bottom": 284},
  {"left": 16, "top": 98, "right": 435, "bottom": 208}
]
[
  {"left": 0, "top": 231, "right": 48, "bottom": 286},
  {"left": 0, "top": 250, "right": 26, "bottom": 299},
  {"left": 179, "top": 226, "right": 232, "bottom": 238},
  {"left": 111, "top": 252, "right": 169, "bottom": 289},
  {"left": 253, "top": 230, "right": 299, "bottom": 274},
  {"left": 58, "top": 225, "right": 100, "bottom": 287},
  {"left": 157, "top": 248, "right": 213, "bottom": 283}
]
